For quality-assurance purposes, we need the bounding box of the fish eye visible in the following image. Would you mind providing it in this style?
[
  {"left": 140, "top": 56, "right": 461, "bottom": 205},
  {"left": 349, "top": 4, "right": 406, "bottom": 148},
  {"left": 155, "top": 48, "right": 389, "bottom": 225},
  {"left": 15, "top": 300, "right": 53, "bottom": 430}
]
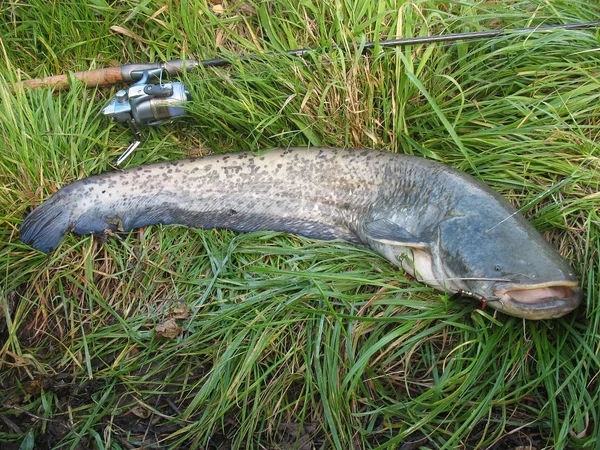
[{"left": 494, "top": 265, "right": 502, "bottom": 272}]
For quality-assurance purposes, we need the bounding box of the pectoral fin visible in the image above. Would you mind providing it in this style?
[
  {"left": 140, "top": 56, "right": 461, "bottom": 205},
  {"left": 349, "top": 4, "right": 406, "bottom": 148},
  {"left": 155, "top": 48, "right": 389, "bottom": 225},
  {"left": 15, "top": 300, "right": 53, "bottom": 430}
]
[{"left": 363, "top": 219, "right": 429, "bottom": 249}]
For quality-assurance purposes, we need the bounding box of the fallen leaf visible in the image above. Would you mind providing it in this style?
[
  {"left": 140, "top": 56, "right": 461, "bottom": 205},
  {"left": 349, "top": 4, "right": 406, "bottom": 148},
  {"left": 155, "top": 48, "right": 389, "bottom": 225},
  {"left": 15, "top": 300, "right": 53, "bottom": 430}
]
[
  {"left": 110, "top": 25, "right": 145, "bottom": 42},
  {"left": 170, "top": 302, "right": 191, "bottom": 320},
  {"left": 155, "top": 318, "right": 182, "bottom": 339},
  {"left": 130, "top": 405, "right": 151, "bottom": 419}
]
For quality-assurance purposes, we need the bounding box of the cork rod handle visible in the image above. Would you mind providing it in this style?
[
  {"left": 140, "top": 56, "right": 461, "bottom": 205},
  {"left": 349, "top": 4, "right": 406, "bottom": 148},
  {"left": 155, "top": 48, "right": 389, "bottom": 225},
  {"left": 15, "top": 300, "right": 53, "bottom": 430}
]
[{"left": 17, "top": 67, "right": 124, "bottom": 90}]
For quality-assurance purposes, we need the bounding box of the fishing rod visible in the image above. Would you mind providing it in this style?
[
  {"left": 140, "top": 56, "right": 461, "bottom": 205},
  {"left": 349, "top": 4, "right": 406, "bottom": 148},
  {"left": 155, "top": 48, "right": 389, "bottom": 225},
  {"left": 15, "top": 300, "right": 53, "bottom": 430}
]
[
  {"left": 18, "top": 21, "right": 600, "bottom": 90},
  {"left": 16, "top": 20, "right": 600, "bottom": 164}
]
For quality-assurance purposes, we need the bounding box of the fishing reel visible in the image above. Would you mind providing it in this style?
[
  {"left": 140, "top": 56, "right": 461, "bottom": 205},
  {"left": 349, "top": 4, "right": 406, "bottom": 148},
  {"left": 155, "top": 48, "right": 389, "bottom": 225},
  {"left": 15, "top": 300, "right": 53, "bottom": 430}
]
[
  {"left": 103, "top": 67, "right": 190, "bottom": 127},
  {"left": 102, "top": 67, "right": 191, "bottom": 165}
]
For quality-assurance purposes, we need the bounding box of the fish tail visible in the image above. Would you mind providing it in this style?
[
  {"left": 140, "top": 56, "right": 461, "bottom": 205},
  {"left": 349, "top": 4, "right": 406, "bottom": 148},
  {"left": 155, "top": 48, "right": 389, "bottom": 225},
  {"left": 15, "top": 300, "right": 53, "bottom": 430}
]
[{"left": 20, "top": 193, "right": 75, "bottom": 253}]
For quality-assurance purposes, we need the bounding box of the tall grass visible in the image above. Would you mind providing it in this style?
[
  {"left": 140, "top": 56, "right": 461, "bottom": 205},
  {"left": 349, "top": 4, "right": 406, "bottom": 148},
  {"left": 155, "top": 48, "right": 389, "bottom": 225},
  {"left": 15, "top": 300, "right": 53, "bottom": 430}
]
[{"left": 1, "top": 1, "right": 599, "bottom": 449}]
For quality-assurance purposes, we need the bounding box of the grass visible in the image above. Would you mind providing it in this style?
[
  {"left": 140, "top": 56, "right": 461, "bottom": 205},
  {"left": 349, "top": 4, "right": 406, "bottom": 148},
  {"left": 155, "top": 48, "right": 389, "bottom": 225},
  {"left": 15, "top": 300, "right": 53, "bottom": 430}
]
[{"left": 1, "top": 0, "right": 599, "bottom": 448}]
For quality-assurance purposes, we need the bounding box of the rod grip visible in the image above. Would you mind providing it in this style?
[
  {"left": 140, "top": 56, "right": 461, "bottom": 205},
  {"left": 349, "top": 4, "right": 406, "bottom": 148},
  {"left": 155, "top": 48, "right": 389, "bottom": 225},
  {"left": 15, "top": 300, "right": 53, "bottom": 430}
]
[{"left": 16, "top": 67, "right": 124, "bottom": 90}]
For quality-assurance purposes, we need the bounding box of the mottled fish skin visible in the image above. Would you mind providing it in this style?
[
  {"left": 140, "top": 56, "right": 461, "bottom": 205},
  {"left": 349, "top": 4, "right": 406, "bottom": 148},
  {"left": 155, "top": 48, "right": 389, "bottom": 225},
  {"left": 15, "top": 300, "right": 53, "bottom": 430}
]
[{"left": 20, "top": 147, "right": 581, "bottom": 319}]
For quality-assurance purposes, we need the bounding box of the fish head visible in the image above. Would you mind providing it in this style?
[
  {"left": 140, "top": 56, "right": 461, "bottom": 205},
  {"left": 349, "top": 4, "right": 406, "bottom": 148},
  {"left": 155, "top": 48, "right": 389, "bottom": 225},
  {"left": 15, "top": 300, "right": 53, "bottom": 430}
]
[{"left": 436, "top": 213, "right": 581, "bottom": 320}]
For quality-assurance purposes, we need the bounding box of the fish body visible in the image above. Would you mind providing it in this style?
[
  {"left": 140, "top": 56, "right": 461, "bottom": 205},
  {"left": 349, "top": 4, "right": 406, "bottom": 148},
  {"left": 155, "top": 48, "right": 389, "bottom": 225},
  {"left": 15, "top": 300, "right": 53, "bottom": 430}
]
[{"left": 20, "top": 147, "right": 580, "bottom": 319}]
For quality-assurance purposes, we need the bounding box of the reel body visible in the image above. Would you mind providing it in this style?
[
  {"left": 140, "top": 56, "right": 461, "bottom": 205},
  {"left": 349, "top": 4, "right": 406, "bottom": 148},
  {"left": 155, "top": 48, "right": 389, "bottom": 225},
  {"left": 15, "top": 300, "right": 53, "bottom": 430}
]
[
  {"left": 101, "top": 68, "right": 191, "bottom": 165},
  {"left": 102, "top": 68, "right": 191, "bottom": 127}
]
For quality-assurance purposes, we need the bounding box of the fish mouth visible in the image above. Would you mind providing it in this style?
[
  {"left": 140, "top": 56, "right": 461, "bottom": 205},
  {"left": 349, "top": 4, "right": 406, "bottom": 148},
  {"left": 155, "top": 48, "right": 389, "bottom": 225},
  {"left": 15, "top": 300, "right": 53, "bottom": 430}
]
[{"left": 493, "top": 281, "right": 581, "bottom": 320}]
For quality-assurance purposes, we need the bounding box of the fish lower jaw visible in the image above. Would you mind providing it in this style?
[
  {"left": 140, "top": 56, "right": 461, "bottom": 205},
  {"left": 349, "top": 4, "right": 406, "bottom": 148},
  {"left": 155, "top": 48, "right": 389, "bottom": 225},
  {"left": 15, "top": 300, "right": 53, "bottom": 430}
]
[{"left": 493, "top": 282, "right": 581, "bottom": 320}]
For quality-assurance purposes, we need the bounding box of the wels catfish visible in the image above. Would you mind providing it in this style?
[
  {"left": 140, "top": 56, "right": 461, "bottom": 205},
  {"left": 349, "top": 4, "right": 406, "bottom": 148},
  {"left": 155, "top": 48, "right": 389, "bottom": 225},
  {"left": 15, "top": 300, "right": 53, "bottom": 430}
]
[{"left": 20, "top": 147, "right": 581, "bottom": 319}]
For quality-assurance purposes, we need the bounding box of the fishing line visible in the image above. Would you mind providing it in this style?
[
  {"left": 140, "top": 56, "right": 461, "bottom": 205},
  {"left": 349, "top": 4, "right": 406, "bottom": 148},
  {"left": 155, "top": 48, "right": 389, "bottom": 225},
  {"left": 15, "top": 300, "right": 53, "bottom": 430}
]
[
  {"left": 485, "top": 178, "right": 572, "bottom": 234},
  {"left": 180, "top": 24, "right": 599, "bottom": 243},
  {"left": 417, "top": 277, "right": 511, "bottom": 283},
  {"left": 188, "top": 24, "right": 599, "bottom": 238},
  {"left": 192, "top": 20, "right": 600, "bottom": 71},
  {"left": 183, "top": 21, "right": 600, "bottom": 90},
  {"left": 486, "top": 151, "right": 600, "bottom": 234}
]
